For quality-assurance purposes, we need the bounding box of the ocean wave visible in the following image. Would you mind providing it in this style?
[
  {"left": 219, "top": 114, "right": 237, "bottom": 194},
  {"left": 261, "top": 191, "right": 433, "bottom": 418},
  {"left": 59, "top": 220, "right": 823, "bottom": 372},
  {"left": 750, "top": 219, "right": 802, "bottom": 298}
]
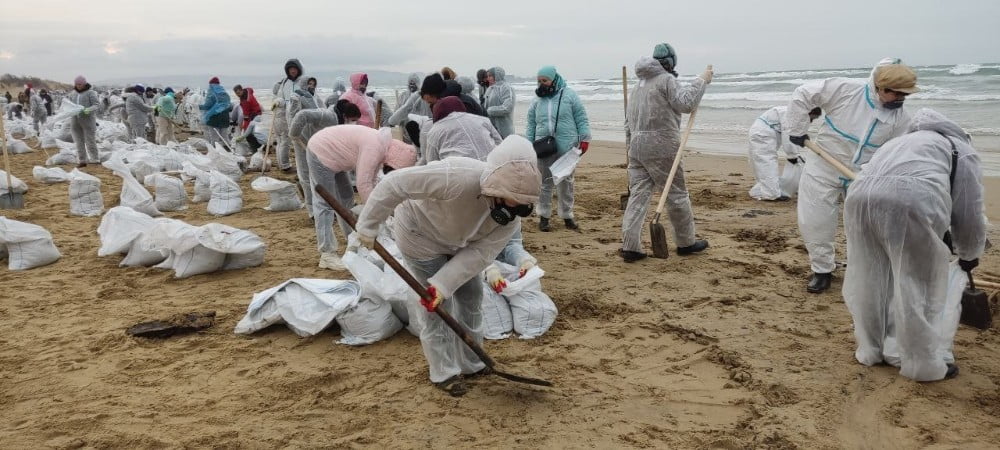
[{"left": 949, "top": 64, "right": 982, "bottom": 75}]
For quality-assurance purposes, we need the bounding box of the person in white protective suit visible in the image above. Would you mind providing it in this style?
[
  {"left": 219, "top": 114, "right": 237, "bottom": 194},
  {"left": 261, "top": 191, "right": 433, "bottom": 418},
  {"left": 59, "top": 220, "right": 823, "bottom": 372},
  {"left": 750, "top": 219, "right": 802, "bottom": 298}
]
[
  {"left": 420, "top": 97, "right": 502, "bottom": 165},
  {"left": 747, "top": 106, "right": 822, "bottom": 201},
  {"left": 354, "top": 135, "right": 542, "bottom": 396},
  {"left": 483, "top": 66, "right": 517, "bottom": 139},
  {"left": 785, "top": 59, "right": 917, "bottom": 293},
  {"left": 620, "top": 44, "right": 712, "bottom": 262},
  {"left": 125, "top": 85, "right": 154, "bottom": 141},
  {"left": 843, "top": 108, "right": 986, "bottom": 382},
  {"left": 289, "top": 104, "right": 343, "bottom": 218},
  {"left": 387, "top": 72, "right": 432, "bottom": 147},
  {"left": 272, "top": 59, "right": 309, "bottom": 172}
]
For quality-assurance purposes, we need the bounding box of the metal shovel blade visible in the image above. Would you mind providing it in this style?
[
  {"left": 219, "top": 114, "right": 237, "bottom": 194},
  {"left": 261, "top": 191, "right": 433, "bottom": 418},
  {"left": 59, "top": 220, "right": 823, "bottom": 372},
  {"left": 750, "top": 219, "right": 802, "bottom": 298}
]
[
  {"left": 961, "top": 287, "right": 993, "bottom": 330},
  {"left": 650, "top": 219, "right": 669, "bottom": 259}
]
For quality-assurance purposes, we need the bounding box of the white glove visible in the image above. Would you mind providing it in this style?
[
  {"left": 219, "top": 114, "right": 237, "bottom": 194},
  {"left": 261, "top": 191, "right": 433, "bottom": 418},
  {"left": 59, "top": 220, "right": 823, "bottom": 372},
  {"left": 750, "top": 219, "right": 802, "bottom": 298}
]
[
  {"left": 518, "top": 260, "right": 536, "bottom": 278},
  {"left": 358, "top": 233, "right": 376, "bottom": 249},
  {"left": 485, "top": 265, "right": 507, "bottom": 293},
  {"left": 699, "top": 65, "right": 714, "bottom": 84}
]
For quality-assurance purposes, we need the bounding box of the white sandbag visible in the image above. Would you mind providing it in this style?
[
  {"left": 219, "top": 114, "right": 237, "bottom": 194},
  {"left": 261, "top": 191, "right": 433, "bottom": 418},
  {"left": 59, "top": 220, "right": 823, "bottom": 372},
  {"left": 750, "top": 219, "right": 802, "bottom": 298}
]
[
  {"left": 248, "top": 152, "right": 272, "bottom": 172},
  {"left": 185, "top": 137, "right": 210, "bottom": 152},
  {"left": 46, "top": 150, "right": 78, "bottom": 166},
  {"left": 481, "top": 282, "right": 514, "bottom": 340},
  {"left": 779, "top": 161, "right": 804, "bottom": 198},
  {"left": 54, "top": 120, "right": 74, "bottom": 142},
  {"left": 549, "top": 148, "right": 583, "bottom": 185},
  {"left": 251, "top": 176, "right": 302, "bottom": 212},
  {"left": 336, "top": 297, "right": 403, "bottom": 346},
  {"left": 146, "top": 219, "right": 225, "bottom": 278},
  {"left": 235, "top": 278, "right": 361, "bottom": 336},
  {"left": 48, "top": 99, "right": 85, "bottom": 125},
  {"left": 499, "top": 265, "right": 557, "bottom": 339},
  {"left": 207, "top": 170, "right": 242, "bottom": 216},
  {"left": 159, "top": 244, "right": 226, "bottom": 278},
  {"left": 196, "top": 223, "right": 266, "bottom": 270},
  {"left": 68, "top": 169, "right": 104, "bottom": 217},
  {"left": 143, "top": 173, "right": 187, "bottom": 212},
  {"left": 120, "top": 235, "right": 168, "bottom": 267},
  {"left": 96, "top": 207, "right": 167, "bottom": 267},
  {"left": 130, "top": 160, "right": 161, "bottom": 183},
  {"left": 7, "top": 121, "right": 36, "bottom": 140},
  {"left": 207, "top": 144, "right": 244, "bottom": 182},
  {"left": 95, "top": 120, "right": 129, "bottom": 143},
  {"left": 103, "top": 155, "right": 162, "bottom": 217},
  {"left": 40, "top": 131, "right": 58, "bottom": 150},
  {"left": 9, "top": 139, "right": 32, "bottom": 154},
  {"left": 0, "top": 217, "right": 61, "bottom": 270},
  {"left": 181, "top": 161, "right": 211, "bottom": 203},
  {"left": 0, "top": 169, "right": 28, "bottom": 196},
  {"left": 32, "top": 166, "right": 70, "bottom": 184}
]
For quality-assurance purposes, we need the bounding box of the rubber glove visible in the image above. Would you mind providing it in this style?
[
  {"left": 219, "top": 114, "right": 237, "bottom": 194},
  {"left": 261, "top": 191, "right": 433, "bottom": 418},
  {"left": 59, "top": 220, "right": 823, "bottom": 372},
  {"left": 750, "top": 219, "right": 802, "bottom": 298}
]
[
  {"left": 518, "top": 260, "right": 536, "bottom": 278},
  {"left": 787, "top": 157, "right": 801, "bottom": 164},
  {"left": 420, "top": 285, "right": 445, "bottom": 312},
  {"left": 789, "top": 134, "right": 809, "bottom": 147},
  {"left": 81, "top": 107, "right": 91, "bottom": 115},
  {"left": 358, "top": 233, "right": 376, "bottom": 249},
  {"left": 579, "top": 141, "right": 589, "bottom": 154},
  {"left": 699, "top": 66, "right": 714, "bottom": 84},
  {"left": 485, "top": 265, "right": 507, "bottom": 293},
  {"left": 959, "top": 258, "right": 979, "bottom": 272},
  {"left": 234, "top": 135, "right": 246, "bottom": 143}
]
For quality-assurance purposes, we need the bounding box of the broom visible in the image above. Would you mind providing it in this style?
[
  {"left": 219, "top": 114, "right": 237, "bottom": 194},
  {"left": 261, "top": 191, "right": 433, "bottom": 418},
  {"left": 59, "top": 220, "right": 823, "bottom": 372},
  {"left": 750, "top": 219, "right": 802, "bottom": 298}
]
[{"left": 649, "top": 97, "right": 702, "bottom": 258}]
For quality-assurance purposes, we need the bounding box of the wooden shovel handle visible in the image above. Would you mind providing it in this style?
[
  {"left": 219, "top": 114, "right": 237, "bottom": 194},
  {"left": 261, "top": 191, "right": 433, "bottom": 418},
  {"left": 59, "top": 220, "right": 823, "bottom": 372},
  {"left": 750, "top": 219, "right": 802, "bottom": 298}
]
[
  {"left": 0, "top": 115, "right": 13, "bottom": 195},
  {"left": 804, "top": 140, "right": 856, "bottom": 180}
]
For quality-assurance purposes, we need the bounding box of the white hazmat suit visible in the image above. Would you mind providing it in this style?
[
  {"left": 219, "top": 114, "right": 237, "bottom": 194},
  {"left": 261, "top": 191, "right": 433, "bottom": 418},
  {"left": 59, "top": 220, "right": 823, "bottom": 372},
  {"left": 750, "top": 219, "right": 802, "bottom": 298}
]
[
  {"left": 748, "top": 106, "right": 801, "bottom": 200},
  {"left": 421, "top": 112, "right": 502, "bottom": 165},
  {"left": 843, "top": 108, "right": 986, "bottom": 381}
]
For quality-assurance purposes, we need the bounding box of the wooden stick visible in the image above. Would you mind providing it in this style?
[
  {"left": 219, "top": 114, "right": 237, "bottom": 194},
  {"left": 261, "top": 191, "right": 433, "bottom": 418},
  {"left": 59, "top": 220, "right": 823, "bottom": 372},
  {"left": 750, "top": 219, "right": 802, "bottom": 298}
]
[
  {"left": 805, "top": 140, "right": 856, "bottom": 180},
  {"left": 977, "top": 280, "right": 1000, "bottom": 291},
  {"left": 0, "top": 114, "right": 15, "bottom": 205}
]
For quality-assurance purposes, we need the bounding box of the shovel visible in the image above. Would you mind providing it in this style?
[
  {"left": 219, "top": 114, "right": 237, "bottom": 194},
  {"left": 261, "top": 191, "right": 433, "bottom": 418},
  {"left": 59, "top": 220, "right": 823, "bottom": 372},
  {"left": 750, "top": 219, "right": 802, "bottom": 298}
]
[
  {"left": 804, "top": 140, "right": 856, "bottom": 180},
  {"left": 649, "top": 72, "right": 706, "bottom": 258},
  {"left": 314, "top": 185, "right": 553, "bottom": 388},
  {"left": 374, "top": 99, "right": 384, "bottom": 129},
  {"left": 962, "top": 270, "right": 993, "bottom": 330},
  {"left": 620, "top": 65, "right": 631, "bottom": 210},
  {"left": 0, "top": 114, "right": 23, "bottom": 209}
]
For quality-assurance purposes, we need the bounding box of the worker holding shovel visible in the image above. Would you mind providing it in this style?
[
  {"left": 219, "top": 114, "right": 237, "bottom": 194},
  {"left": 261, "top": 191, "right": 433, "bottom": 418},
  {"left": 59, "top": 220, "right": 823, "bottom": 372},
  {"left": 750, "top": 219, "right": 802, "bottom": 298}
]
[
  {"left": 620, "top": 43, "right": 712, "bottom": 262},
  {"left": 353, "top": 135, "right": 541, "bottom": 396},
  {"left": 786, "top": 59, "right": 916, "bottom": 293},
  {"left": 842, "top": 109, "right": 986, "bottom": 382}
]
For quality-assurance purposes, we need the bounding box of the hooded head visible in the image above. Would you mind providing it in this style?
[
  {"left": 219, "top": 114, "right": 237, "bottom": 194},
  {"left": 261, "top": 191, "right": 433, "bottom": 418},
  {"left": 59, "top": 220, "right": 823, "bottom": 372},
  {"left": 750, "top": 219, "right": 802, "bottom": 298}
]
[
  {"left": 74, "top": 75, "right": 87, "bottom": 86},
  {"left": 284, "top": 59, "right": 304, "bottom": 81},
  {"left": 333, "top": 77, "right": 347, "bottom": 93},
  {"left": 383, "top": 139, "right": 418, "bottom": 171},
  {"left": 634, "top": 56, "right": 667, "bottom": 80},
  {"left": 477, "top": 69, "right": 489, "bottom": 87},
  {"left": 652, "top": 43, "right": 677, "bottom": 71},
  {"left": 134, "top": 84, "right": 146, "bottom": 94},
  {"left": 480, "top": 135, "right": 542, "bottom": 205},
  {"left": 432, "top": 96, "right": 467, "bottom": 122},
  {"left": 209, "top": 77, "right": 220, "bottom": 85},
  {"left": 164, "top": 87, "right": 174, "bottom": 95},
  {"left": 350, "top": 73, "right": 368, "bottom": 92},
  {"left": 487, "top": 66, "right": 506, "bottom": 84},
  {"left": 536, "top": 66, "right": 564, "bottom": 97},
  {"left": 908, "top": 108, "right": 970, "bottom": 143},
  {"left": 407, "top": 72, "right": 423, "bottom": 92},
  {"left": 457, "top": 76, "right": 476, "bottom": 95},
  {"left": 421, "top": 73, "right": 447, "bottom": 98}
]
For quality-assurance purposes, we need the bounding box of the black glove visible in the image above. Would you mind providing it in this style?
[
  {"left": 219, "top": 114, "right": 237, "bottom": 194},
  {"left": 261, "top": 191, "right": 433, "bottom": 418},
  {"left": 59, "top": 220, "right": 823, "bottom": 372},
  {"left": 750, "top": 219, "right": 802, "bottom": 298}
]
[
  {"left": 787, "top": 157, "right": 801, "bottom": 164},
  {"left": 959, "top": 258, "right": 979, "bottom": 272},
  {"left": 789, "top": 134, "right": 809, "bottom": 147},
  {"left": 229, "top": 121, "right": 238, "bottom": 127}
]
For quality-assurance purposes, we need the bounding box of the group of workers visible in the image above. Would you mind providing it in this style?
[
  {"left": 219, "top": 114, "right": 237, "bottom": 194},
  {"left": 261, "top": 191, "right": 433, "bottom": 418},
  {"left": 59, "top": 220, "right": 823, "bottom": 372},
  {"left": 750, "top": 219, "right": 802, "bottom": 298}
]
[{"left": 50, "top": 42, "right": 986, "bottom": 394}]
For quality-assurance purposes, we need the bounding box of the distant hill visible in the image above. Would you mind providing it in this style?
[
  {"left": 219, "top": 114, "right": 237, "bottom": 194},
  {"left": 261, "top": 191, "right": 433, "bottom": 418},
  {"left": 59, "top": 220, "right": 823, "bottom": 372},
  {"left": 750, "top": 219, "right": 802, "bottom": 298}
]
[{"left": 0, "top": 74, "right": 72, "bottom": 92}]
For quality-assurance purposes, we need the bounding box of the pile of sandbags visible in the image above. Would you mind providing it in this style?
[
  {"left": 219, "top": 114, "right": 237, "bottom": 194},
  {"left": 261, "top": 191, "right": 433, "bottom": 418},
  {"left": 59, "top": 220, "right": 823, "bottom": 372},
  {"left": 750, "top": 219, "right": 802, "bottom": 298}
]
[
  {"left": 0, "top": 217, "right": 61, "bottom": 270},
  {"left": 234, "top": 279, "right": 362, "bottom": 337},
  {"left": 97, "top": 206, "right": 167, "bottom": 267}
]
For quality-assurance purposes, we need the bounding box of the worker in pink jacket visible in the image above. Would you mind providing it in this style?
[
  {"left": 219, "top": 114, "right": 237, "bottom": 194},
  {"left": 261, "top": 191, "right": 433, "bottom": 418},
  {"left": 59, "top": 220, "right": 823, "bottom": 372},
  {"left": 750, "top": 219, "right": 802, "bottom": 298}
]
[
  {"left": 306, "top": 124, "right": 418, "bottom": 269},
  {"left": 339, "top": 73, "right": 376, "bottom": 128}
]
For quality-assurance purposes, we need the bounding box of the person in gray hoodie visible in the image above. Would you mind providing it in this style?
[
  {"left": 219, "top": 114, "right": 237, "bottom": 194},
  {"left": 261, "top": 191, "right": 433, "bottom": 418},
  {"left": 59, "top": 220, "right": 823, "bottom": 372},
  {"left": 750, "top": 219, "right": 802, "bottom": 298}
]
[
  {"left": 272, "top": 59, "right": 308, "bottom": 172},
  {"left": 483, "top": 66, "right": 516, "bottom": 138},
  {"left": 68, "top": 75, "right": 102, "bottom": 167},
  {"left": 125, "top": 85, "right": 154, "bottom": 140}
]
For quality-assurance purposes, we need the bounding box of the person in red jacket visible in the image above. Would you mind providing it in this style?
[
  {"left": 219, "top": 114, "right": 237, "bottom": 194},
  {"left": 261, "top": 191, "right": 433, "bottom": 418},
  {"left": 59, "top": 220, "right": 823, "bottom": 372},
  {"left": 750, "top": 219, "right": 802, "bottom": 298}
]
[{"left": 233, "top": 85, "right": 262, "bottom": 130}]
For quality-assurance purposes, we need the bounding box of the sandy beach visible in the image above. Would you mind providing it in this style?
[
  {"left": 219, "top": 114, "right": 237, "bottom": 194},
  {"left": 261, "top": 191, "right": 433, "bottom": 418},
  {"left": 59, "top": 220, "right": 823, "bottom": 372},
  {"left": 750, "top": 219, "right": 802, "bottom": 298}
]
[{"left": 1, "top": 137, "right": 998, "bottom": 449}]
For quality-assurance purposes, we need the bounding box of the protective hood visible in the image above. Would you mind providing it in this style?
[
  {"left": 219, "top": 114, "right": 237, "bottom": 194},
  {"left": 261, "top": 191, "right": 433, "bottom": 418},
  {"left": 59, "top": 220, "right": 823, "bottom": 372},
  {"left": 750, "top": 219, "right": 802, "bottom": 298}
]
[
  {"left": 284, "top": 59, "right": 304, "bottom": 81},
  {"left": 384, "top": 139, "right": 417, "bottom": 170},
  {"left": 457, "top": 76, "right": 475, "bottom": 95},
  {"left": 74, "top": 84, "right": 92, "bottom": 93},
  {"left": 407, "top": 72, "right": 422, "bottom": 92},
  {"left": 480, "top": 135, "right": 542, "bottom": 205},
  {"left": 488, "top": 66, "right": 506, "bottom": 83},
  {"left": 333, "top": 78, "right": 347, "bottom": 92},
  {"left": 635, "top": 56, "right": 667, "bottom": 80},
  {"left": 350, "top": 73, "right": 368, "bottom": 91},
  {"left": 908, "top": 108, "right": 971, "bottom": 144}
]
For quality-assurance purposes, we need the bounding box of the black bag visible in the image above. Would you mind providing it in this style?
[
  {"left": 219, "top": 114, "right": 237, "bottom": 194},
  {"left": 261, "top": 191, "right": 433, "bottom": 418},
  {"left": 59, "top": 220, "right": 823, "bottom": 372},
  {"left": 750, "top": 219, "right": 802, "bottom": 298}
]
[
  {"left": 533, "top": 90, "right": 564, "bottom": 158},
  {"left": 206, "top": 106, "right": 232, "bottom": 129}
]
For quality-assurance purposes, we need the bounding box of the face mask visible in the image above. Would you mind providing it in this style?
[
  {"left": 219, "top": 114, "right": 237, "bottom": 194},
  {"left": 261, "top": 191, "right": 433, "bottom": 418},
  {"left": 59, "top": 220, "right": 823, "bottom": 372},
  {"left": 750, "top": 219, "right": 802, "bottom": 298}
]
[
  {"left": 490, "top": 202, "right": 533, "bottom": 225},
  {"left": 408, "top": 83, "right": 418, "bottom": 92},
  {"left": 535, "top": 83, "right": 556, "bottom": 97},
  {"left": 883, "top": 100, "right": 904, "bottom": 110},
  {"left": 307, "top": 86, "right": 315, "bottom": 95}
]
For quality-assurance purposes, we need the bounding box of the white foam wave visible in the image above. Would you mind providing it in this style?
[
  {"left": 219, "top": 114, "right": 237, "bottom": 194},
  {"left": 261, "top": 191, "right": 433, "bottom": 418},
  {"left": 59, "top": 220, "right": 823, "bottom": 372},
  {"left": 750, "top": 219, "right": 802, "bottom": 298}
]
[{"left": 949, "top": 64, "right": 982, "bottom": 75}]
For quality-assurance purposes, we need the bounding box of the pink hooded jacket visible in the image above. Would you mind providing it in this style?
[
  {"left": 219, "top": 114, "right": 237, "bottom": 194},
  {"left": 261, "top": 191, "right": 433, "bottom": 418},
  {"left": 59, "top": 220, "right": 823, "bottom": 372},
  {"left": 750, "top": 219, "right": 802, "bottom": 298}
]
[
  {"left": 307, "top": 125, "right": 417, "bottom": 201},
  {"left": 339, "top": 73, "right": 375, "bottom": 128}
]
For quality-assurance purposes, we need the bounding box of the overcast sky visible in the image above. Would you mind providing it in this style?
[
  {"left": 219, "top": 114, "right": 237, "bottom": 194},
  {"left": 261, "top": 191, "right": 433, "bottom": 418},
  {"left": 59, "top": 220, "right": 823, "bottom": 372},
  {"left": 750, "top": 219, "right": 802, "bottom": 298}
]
[{"left": 1, "top": 0, "right": 997, "bottom": 84}]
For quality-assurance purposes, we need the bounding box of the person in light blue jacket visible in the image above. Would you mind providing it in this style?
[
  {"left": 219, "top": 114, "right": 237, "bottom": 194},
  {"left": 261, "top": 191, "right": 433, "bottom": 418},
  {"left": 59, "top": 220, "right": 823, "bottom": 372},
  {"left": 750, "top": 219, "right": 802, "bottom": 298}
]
[
  {"left": 525, "top": 65, "right": 591, "bottom": 232},
  {"left": 199, "top": 77, "right": 233, "bottom": 147}
]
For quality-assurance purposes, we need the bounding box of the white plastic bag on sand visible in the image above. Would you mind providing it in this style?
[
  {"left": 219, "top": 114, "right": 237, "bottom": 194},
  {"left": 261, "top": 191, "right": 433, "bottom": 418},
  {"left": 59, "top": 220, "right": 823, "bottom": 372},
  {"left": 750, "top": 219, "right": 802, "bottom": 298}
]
[
  {"left": 181, "top": 161, "right": 211, "bottom": 203},
  {"left": 779, "top": 161, "right": 804, "bottom": 198},
  {"left": 0, "top": 217, "right": 61, "bottom": 270},
  {"left": 40, "top": 131, "right": 58, "bottom": 150},
  {"left": 33, "top": 166, "right": 70, "bottom": 184},
  {"left": 68, "top": 169, "right": 104, "bottom": 217},
  {"left": 144, "top": 173, "right": 188, "bottom": 212},
  {"left": 197, "top": 223, "right": 266, "bottom": 271},
  {"left": 7, "top": 121, "right": 36, "bottom": 140},
  {"left": 97, "top": 207, "right": 166, "bottom": 267},
  {"left": 247, "top": 152, "right": 272, "bottom": 172},
  {"left": 342, "top": 247, "right": 421, "bottom": 337},
  {"left": 336, "top": 297, "right": 403, "bottom": 346},
  {"left": 481, "top": 282, "right": 514, "bottom": 339},
  {"left": 103, "top": 155, "right": 162, "bottom": 217},
  {"left": 148, "top": 219, "right": 224, "bottom": 278},
  {"left": 9, "top": 138, "right": 32, "bottom": 154},
  {"left": 251, "top": 176, "right": 302, "bottom": 212},
  {"left": 46, "top": 149, "right": 78, "bottom": 166},
  {"left": 235, "top": 278, "right": 361, "bottom": 337},
  {"left": 207, "top": 170, "right": 243, "bottom": 216},
  {"left": 496, "top": 264, "right": 557, "bottom": 339},
  {"left": 549, "top": 148, "right": 582, "bottom": 185},
  {"left": 0, "top": 170, "right": 28, "bottom": 197},
  {"left": 49, "top": 99, "right": 85, "bottom": 125},
  {"left": 207, "top": 144, "right": 244, "bottom": 182},
  {"left": 129, "top": 160, "right": 161, "bottom": 183},
  {"left": 186, "top": 137, "right": 210, "bottom": 152}
]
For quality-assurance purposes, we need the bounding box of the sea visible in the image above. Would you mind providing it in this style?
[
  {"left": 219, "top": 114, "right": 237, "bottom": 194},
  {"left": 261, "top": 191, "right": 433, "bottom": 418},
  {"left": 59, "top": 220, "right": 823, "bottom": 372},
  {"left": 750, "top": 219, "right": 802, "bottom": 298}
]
[{"left": 252, "top": 63, "right": 1000, "bottom": 175}]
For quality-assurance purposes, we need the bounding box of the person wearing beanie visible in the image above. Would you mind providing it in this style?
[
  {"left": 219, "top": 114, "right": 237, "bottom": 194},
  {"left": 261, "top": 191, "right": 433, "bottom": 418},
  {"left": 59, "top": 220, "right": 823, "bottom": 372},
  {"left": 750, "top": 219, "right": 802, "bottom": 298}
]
[
  {"left": 154, "top": 87, "right": 178, "bottom": 144},
  {"left": 785, "top": 58, "right": 916, "bottom": 293},
  {"left": 124, "top": 84, "right": 153, "bottom": 140},
  {"left": 199, "top": 76, "right": 233, "bottom": 147},
  {"left": 420, "top": 73, "right": 448, "bottom": 106},
  {"left": 353, "top": 135, "right": 542, "bottom": 397},
  {"left": 525, "top": 65, "right": 591, "bottom": 232},
  {"left": 483, "top": 66, "right": 516, "bottom": 138},
  {"left": 272, "top": 58, "right": 308, "bottom": 171},
  {"left": 422, "top": 96, "right": 501, "bottom": 164},
  {"left": 69, "top": 75, "right": 102, "bottom": 167},
  {"left": 387, "top": 72, "right": 433, "bottom": 144},
  {"left": 305, "top": 125, "right": 417, "bottom": 270}
]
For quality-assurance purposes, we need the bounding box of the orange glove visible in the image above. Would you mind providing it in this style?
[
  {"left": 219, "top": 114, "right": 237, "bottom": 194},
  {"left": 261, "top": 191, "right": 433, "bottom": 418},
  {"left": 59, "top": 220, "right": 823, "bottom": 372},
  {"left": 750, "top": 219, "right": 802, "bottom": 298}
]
[
  {"left": 420, "top": 285, "right": 444, "bottom": 312},
  {"left": 485, "top": 265, "right": 507, "bottom": 293},
  {"left": 579, "top": 141, "right": 589, "bottom": 154}
]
